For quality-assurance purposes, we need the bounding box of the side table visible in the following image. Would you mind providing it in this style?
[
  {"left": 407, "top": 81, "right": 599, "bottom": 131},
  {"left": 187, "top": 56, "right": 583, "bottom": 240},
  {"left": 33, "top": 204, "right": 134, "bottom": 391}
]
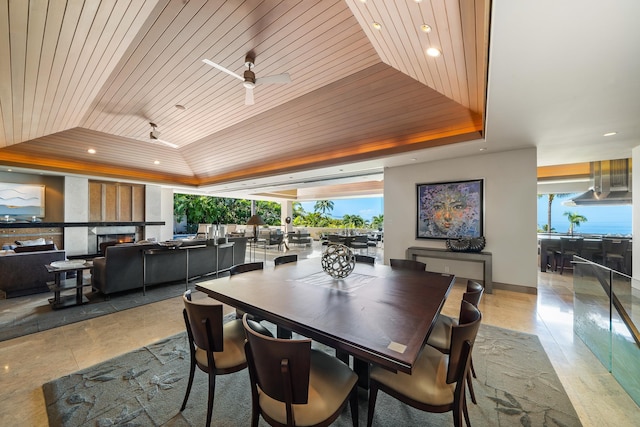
[{"left": 45, "top": 260, "right": 94, "bottom": 309}]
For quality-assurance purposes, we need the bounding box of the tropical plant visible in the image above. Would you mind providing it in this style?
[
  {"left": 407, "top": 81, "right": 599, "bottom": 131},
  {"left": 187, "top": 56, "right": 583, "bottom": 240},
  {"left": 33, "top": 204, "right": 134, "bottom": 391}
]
[
  {"left": 538, "top": 193, "right": 570, "bottom": 233},
  {"left": 371, "top": 214, "right": 384, "bottom": 230},
  {"left": 313, "top": 200, "right": 334, "bottom": 215},
  {"left": 563, "top": 211, "right": 587, "bottom": 235},
  {"left": 342, "top": 214, "right": 365, "bottom": 228}
]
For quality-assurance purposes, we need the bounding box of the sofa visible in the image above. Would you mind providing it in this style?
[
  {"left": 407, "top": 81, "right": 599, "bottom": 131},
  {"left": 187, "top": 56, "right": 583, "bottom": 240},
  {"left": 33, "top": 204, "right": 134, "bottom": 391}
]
[
  {"left": 92, "top": 237, "right": 247, "bottom": 295},
  {"left": 0, "top": 249, "right": 66, "bottom": 298}
]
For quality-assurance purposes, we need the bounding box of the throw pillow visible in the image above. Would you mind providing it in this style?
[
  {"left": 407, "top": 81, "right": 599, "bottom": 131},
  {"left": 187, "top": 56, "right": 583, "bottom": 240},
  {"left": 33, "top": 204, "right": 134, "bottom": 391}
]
[{"left": 15, "top": 237, "right": 46, "bottom": 246}]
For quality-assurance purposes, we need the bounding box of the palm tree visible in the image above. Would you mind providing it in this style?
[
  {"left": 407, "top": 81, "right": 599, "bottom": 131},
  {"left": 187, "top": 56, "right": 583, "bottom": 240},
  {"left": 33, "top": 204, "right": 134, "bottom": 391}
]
[
  {"left": 371, "top": 214, "right": 384, "bottom": 230},
  {"left": 563, "top": 211, "right": 587, "bottom": 235},
  {"left": 313, "top": 200, "right": 334, "bottom": 215},
  {"left": 538, "top": 193, "right": 570, "bottom": 233}
]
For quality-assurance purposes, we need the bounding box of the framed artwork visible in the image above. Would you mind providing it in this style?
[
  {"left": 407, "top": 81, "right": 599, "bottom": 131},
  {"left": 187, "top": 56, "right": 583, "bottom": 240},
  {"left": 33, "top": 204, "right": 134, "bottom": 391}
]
[
  {"left": 416, "top": 179, "right": 483, "bottom": 239},
  {"left": 0, "top": 183, "right": 45, "bottom": 218}
]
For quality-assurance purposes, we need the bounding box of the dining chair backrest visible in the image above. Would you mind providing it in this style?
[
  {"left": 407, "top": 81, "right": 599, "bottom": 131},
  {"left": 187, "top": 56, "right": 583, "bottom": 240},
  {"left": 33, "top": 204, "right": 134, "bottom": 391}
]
[
  {"left": 327, "top": 234, "right": 344, "bottom": 243},
  {"left": 559, "top": 237, "right": 583, "bottom": 254},
  {"left": 230, "top": 262, "right": 264, "bottom": 276},
  {"left": 274, "top": 254, "right": 298, "bottom": 266},
  {"left": 389, "top": 258, "right": 426, "bottom": 271},
  {"left": 602, "top": 238, "right": 629, "bottom": 256},
  {"left": 243, "top": 314, "right": 312, "bottom": 404},
  {"left": 182, "top": 291, "right": 223, "bottom": 352},
  {"left": 447, "top": 301, "right": 481, "bottom": 384},
  {"left": 355, "top": 254, "right": 375, "bottom": 264},
  {"left": 463, "top": 280, "right": 484, "bottom": 307}
]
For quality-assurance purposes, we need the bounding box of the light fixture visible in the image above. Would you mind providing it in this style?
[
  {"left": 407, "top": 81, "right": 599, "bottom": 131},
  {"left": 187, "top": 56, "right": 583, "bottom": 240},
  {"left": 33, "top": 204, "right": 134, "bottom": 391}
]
[
  {"left": 426, "top": 47, "right": 441, "bottom": 57},
  {"left": 246, "top": 214, "right": 266, "bottom": 242},
  {"left": 372, "top": 22, "right": 382, "bottom": 30},
  {"left": 88, "top": 148, "right": 96, "bottom": 154},
  {"left": 174, "top": 104, "right": 185, "bottom": 110},
  {"left": 154, "top": 160, "right": 160, "bottom": 165},
  {"left": 604, "top": 132, "right": 617, "bottom": 137},
  {"left": 420, "top": 24, "right": 431, "bottom": 33},
  {"left": 479, "top": 147, "right": 487, "bottom": 151}
]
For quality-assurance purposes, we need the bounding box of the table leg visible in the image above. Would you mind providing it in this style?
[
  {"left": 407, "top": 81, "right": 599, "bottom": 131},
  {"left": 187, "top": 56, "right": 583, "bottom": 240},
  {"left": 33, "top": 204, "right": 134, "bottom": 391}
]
[
  {"left": 353, "top": 358, "right": 370, "bottom": 389},
  {"left": 75, "top": 268, "right": 84, "bottom": 304},
  {"left": 54, "top": 273, "right": 62, "bottom": 305}
]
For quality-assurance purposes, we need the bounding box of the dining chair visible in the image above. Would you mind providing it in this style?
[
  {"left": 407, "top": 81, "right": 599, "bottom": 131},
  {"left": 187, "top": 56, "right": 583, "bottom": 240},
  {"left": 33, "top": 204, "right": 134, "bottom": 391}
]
[
  {"left": 367, "top": 301, "right": 482, "bottom": 427},
  {"left": 602, "top": 238, "right": 629, "bottom": 273},
  {"left": 555, "top": 237, "right": 583, "bottom": 274},
  {"left": 426, "top": 280, "right": 484, "bottom": 404},
  {"left": 242, "top": 314, "right": 359, "bottom": 427},
  {"left": 181, "top": 290, "right": 255, "bottom": 426},
  {"left": 389, "top": 258, "right": 427, "bottom": 271},
  {"left": 355, "top": 254, "right": 375, "bottom": 264},
  {"left": 274, "top": 254, "right": 298, "bottom": 266},
  {"left": 229, "top": 262, "right": 264, "bottom": 320},
  {"left": 349, "top": 235, "right": 369, "bottom": 254}
]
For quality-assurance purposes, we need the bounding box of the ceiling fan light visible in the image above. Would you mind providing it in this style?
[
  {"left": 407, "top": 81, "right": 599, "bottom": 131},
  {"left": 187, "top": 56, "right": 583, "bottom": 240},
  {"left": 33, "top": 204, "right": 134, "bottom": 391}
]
[
  {"left": 420, "top": 24, "right": 432, "bottom": 33},
  {"left": 243, "top": 81, "right": 255, "bottom": 89}
]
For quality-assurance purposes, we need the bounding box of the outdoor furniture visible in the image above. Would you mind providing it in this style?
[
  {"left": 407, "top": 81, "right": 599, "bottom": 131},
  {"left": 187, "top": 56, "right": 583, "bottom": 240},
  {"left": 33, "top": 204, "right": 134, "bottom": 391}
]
[
  {"left": 367, "top": 301, "right": 482, "bottom": 427},
  {"left": 555, "top": 237, "right": 584, "bottom": 274},
  {"left": 348, "top": 235, "right": 369, "bottom": 254},
  {"left": 242, "top": 314, "right": 359, "bottom": 427},
  {"left": 602, "top": 238, "right": 630, "bottom": 273},
  {"left": 355, "top": 254, "right": 375, "bottom": 264}
]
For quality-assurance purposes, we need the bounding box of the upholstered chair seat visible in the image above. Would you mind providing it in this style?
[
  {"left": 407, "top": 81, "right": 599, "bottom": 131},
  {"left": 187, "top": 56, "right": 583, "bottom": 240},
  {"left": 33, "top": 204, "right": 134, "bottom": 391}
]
[{"left": 194, "top": 319, "right": 246, "bottom": 370}]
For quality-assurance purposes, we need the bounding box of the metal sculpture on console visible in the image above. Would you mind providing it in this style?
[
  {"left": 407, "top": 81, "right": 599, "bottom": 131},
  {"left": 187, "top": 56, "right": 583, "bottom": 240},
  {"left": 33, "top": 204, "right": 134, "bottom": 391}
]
[{"left": 321, "top": 244, "right": 355, "bottom": 278}]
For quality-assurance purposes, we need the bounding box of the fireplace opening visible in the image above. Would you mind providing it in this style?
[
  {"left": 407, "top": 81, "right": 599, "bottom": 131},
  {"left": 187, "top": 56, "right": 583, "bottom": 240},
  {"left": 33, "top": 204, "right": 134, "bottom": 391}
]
[{"left": 97, "top": 234, "right": 135, "bottom": 254}]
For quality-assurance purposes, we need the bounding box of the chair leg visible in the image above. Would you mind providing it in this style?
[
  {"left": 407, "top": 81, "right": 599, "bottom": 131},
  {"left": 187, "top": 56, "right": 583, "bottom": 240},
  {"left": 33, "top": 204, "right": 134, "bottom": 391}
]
[
  {"left": 466, "top": 371, "right": 477, "bottom": 404},
  {"left": 470, "top": 357, "right": 477, "bottom": 378},
  {"left": 180, "top": 355, "right": 196, "bottom": 411},
  {"left": 206, "top": 371, "right": 216, "bottom": 427},
  {"left": 349, "top": 386, "right": 359, "bottom": 427},
  {"left": 463, "top": 389, "right": 471, "bottom": 427},
  {"left": 367, "top": 382, "right": 379, "bottom": 427}
]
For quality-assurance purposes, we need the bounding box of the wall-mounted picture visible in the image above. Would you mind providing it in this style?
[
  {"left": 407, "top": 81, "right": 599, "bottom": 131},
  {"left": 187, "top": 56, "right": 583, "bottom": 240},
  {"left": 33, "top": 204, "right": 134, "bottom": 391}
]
[
  {"left": 417, "top": 179, "right": 483, "bottom": 239},
  {"left": 0, "top": 183, "right": 45, "bottom": 217}
]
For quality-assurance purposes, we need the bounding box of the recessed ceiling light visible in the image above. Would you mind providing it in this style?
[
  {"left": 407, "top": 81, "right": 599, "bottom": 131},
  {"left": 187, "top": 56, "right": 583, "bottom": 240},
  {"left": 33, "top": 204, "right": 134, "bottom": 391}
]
[
  {"left": 420, "top": 24, "right": 431, "bottom": 33},
  {"left": 411, "top": 158, "right": 417, "bottom": 161},
  {"left": 426, "top": 47, "right": 441, "bottom": 57},
  {"left": 88, "top": 148, "right": 96, "bottom": 154},
  {"left": 175, "top": 104, "right": 186, "bottom": 110},
  {"left": 7, "top": 169, "right": 12, "bottom": 172},
  {"left": 479, "top": 147, "right": 487, "bottom": 151},
  {"left": 603, "top": 132, "right": 617, "bottom": 137},
  {"left": 414, "top": 0, "right": 423, "bottom": 3},
  {"left": 372, "top": 22, "right": 382, "bottom": 30},
  {"left": 154, "top": 160, "right": 160, "bottom": 165}
]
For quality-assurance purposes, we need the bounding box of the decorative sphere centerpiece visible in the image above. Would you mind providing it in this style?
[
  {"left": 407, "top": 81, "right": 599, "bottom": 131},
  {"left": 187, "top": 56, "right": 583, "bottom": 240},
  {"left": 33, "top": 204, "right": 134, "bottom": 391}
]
[{"left": 321, "top": 244, "right": 355, "bottom": 278}]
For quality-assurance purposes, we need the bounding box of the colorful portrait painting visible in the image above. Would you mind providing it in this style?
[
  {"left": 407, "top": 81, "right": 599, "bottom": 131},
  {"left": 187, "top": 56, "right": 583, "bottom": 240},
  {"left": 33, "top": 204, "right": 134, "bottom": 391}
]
[{"left": 417, "top": 180, "right": 483, "bottom": 239}]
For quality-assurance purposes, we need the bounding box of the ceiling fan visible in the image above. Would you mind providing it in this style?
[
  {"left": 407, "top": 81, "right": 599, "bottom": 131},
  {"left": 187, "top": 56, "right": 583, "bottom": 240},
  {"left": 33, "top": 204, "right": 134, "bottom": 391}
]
[
  {"left": 202, "top": 54, "right": 291, "bottom": 105},
  {"left": 145, "top": 123, "right": 178, "bottom": 149}
]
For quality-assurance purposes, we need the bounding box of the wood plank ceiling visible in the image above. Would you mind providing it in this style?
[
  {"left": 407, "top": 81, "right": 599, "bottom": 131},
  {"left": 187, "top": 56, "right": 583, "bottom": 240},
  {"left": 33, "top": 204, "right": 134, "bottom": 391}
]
[{"left": 0, "top": 0, "right": 489, "bottom": 190}]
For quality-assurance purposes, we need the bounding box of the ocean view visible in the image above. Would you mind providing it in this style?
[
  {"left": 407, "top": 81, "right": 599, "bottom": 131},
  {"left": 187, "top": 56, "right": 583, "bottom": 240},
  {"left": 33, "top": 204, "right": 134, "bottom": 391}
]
[{"left": 538, "top": 194, "right": 632, "bottom": 236}]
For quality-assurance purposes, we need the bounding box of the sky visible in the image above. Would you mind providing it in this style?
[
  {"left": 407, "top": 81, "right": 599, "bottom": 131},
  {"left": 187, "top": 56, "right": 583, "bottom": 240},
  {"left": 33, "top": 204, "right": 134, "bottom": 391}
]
[
  {"left": 299, "top": 197, "right": 383, "bottom": 221},
  {"left": 537, "top": 193, "right": 632, "bottom": 236}
]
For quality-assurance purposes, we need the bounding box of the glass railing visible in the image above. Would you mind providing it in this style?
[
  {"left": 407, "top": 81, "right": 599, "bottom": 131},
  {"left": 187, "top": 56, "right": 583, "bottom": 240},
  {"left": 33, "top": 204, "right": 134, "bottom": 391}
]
[{"left": 573, "top": 256, "right": 640, "bottom": 406}]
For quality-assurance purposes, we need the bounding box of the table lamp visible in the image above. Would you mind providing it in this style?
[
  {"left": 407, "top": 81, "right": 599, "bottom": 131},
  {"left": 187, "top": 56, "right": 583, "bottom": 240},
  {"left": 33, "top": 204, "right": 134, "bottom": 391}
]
[{"left": 246, "top": 214, "right": 265, "bottom": 242}]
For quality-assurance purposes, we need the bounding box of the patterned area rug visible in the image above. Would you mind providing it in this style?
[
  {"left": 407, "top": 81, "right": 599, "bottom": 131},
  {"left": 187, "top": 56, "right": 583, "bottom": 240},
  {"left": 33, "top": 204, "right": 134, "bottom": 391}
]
[{"left": 43, "top": 323, "right": 582, "bottom": 426}]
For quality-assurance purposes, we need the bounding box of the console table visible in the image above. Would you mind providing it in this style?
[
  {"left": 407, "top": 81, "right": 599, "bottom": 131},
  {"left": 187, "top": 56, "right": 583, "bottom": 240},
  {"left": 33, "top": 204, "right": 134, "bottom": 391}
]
[{"left": 406, "top": 246, "right": 493, "bottom": 293}]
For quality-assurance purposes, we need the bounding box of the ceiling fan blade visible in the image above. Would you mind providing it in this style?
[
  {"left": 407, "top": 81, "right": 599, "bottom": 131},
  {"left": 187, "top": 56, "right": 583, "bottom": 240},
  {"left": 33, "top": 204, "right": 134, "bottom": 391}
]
[
  {"left": 202, "top": 59, "right": 244, "bottom": 81},
  {"left": 256, "top": 73, "right": 291, "bottom": 85},
  {"left": 245, "top": 87, "right": 255, "bottom": 105}
]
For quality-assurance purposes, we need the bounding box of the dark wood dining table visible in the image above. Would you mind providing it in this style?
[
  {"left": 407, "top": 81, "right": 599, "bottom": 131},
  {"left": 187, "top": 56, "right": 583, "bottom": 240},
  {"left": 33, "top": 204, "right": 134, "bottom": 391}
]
[{"left": 196, "top": 258, "right": 455, "bottom": 384}]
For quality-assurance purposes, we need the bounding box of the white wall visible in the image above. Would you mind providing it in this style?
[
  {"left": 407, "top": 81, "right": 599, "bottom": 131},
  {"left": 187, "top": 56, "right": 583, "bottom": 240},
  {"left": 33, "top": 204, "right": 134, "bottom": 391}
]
[
  {"left": 63, "top": 176, "right": 88, "bottom": 256},
  {"left": 144, "top": 185, "right": 173, "bottom": 241},
  {"left": 384, "top": 148, "right": 538, "bottom": 289}
]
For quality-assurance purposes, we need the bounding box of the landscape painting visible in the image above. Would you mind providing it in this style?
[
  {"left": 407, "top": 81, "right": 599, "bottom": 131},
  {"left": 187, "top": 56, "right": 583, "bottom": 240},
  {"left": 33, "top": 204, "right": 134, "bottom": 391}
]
[{"left": 0, "top": 183, "right": 45, "bottom": 217}]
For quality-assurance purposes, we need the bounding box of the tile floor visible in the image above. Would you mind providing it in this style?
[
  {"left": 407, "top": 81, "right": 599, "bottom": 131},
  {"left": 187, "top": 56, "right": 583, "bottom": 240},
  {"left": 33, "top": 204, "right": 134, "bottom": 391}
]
[{"left": 0, "top": 242, "right": 638, "bottom": 426}]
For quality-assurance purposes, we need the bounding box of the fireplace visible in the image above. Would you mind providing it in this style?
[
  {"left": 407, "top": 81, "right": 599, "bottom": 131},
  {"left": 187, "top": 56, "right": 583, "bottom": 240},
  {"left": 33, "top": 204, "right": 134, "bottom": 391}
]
[
  {"left": 97, "top": 234, "right": 135, "bottom": 254},
  {"left": 87, "top": 226, "right": 143, "bottom": 255}
]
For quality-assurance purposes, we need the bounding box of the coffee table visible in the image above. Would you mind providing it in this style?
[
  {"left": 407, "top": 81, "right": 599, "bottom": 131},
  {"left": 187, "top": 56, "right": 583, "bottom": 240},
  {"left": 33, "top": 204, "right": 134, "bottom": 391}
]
[{"left": 196, "top": 258, "right": 454, "bottom": 384}]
